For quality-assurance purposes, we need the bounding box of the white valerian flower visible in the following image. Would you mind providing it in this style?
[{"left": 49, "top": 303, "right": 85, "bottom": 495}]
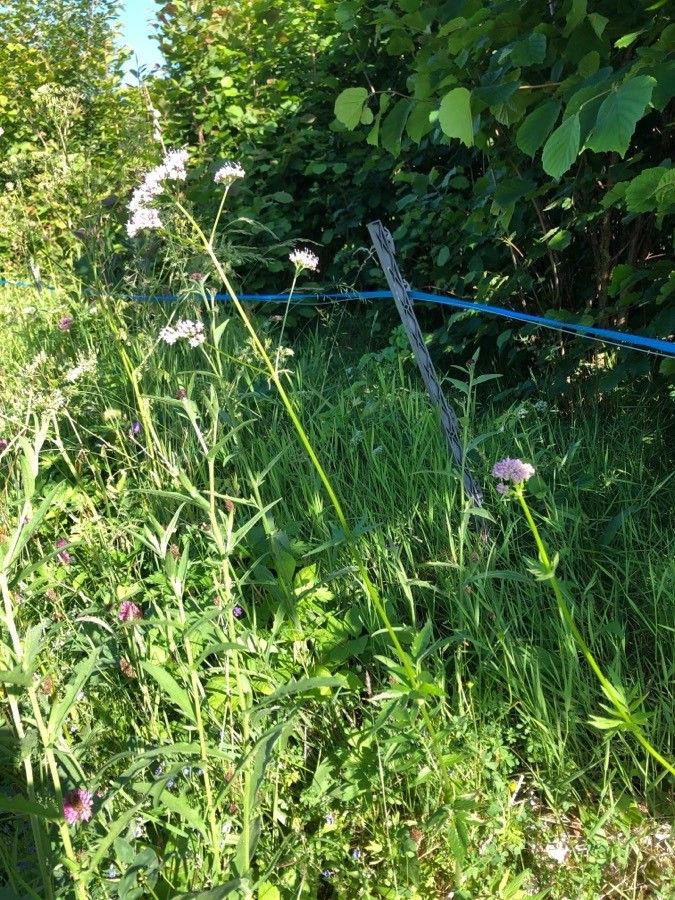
[
  {"left": 126, "top": 149, "right": 189, "bottom": 238},
  {"left": 127, "top": 205, "right": 162, "bottom": 238},
  {"left": 65, "top": 352, "right": 96, "bottom": 383},
  {"left": 289, "top": 247, "right": 319, "bottom": 272},
  {"left": 214, "top": 161, "right": 245, "bottom": 185},
  {"left": 159, "top": 319, "right": 205, "bottom": 348}
]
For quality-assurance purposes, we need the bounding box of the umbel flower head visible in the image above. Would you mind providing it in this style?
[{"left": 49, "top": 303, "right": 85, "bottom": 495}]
[
  {"left": 492, "top": 458, "right": 535, "bottom": 495},
  {"left": 159, "top": 319, "right": 205, "bottom": 348},
  {"left": 63, "top": 787, "right": 93, "bottom": 825},
  {"left": 289, "top": 247, "right": 319, "bottom": 272},
  {"left": 214, "top": 162, "right": 245, "bottom": 185}
]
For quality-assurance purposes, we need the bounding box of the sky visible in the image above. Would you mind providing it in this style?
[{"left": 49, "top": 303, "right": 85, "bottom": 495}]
[{"left": 118, "top": 0, "right": 164, "bottom": 80}]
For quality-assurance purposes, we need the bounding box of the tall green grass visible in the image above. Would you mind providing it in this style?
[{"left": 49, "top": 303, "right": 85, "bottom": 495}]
[{"left": 1, "top": 283, "right": 673, "bottom": 898}]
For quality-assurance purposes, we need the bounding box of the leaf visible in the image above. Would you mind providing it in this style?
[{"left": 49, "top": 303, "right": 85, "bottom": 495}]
[
  {"left": 158, "top": 790, "right": 207, "bottom": 835},
  {"left": 171, "top": 880, "right": 248, "bottom": 899},
  {"left": 588, "top": 13, "right": 608, "bottom": 37},
  {"left": 542, "top": 113, "right": 580, "bottom": 178},
  {"left": 624, "top": 167, "right": 668, "bottom": 213},
  {"left": 564, "top": 0, "right": 587, "bottom": 36},
  {"left": 405, "top": 100, "right": 435, "bottom": 143},
  {"left": 655, "top": 169, "right": 675, "bottom": 215},
  {"left": 334, "top": 87, "right": 369, "bottom": 130},
  {"left": 510, "top": 33, "right": 546, "bottom": 67},
  {"left": 140, "top": 661, "right": 196, "bottom": 724},
  {"left": 516, "top": 101, "right": 561, "bottom": 157},
  {"left": 47, "top": 650, "right": 98, "bottom": 741},
  {"left": 585, "top": 76, "right": 656, "bottom": 157},
  {"left": 438, "top": 88, "right": 473, "bottom": 147},
  {"left": 380, "top": 98, "right": 413, "bottom": 156},
  {"left": 0, "top": 794, "right": 60, "bottom": 820}
]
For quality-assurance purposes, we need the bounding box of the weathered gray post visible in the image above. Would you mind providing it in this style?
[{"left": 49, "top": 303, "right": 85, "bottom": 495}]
[{"left": 367, "top": 220, "right": 483, "bottom": 507}]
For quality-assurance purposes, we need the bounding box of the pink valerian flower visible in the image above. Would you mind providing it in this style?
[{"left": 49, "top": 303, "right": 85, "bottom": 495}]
[
  {"left": 118, "top": 600, "right": 143, "bottom": 622},
  {"left": 126, "top": 149, "right": 189, "bottom": 238},
  {"left": 289, "top": 248, "right": 319, "bottom": 272},
  {"left": 58, "top": 315, "right": 74, "bottom": 331},
  {"left": 491, "top": 457, "right": 535, "bottom": 492},
  {"left": 63, "top": 787, "right": 93, "bottom": 825},
  {"left": 214, "top": 162, "right": 245, "bottom": 185},
  {"left": 159, "top": 319, "right": 205, "bottom": 348}
]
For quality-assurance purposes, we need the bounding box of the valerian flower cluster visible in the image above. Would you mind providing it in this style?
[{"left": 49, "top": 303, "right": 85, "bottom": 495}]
[
  {"left": 159, "top": 319, "right": 205, "bottom": 348},
  {"left": 492, "top": 457, "right": 535, "bottom": 495},
  {"left": 126, "top": 149, "right": 189, "bottom": 238}
]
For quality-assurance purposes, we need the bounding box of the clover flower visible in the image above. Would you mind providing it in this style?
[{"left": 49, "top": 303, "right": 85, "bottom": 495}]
[
  {"left": 63, "top": 787, "right": 93, "bottom": 825},
  {"left": 159, "top": 319, "right": 205, "bottom": 348},
  {"left": 492, "top": 457, "right": 535, "bottom": 495},
  {"left": 0, "top": 438, "right": 8, "bottom": 452},
  {"left": 56, "top": 539, "right": 71, "bottom": 566},
  {"left": 214, "top": 162, "right": 245, "bottom": 185},
  {"left": 58, "top": 315, "right": 73, "bottom": 332},
  {"left": 118, "top": 600, "right": 143, "bottom": 622},
  {"left": 289, "top": 247, "right": 319, "bottom": 272}
]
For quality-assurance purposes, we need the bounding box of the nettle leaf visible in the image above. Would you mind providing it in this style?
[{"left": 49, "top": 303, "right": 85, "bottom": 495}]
[
  {"left": 542, "top": 113, "right": 580, "bottom": 178},
  {"left": 334, "top": 87, "right": 369, "bottom": 130},
  {"left": 585, "top": 76, "right": 656, "bottom": 157},
  {"left": 516, "top": 101, "right": 561, "bottom": 157},
  {"left": 381, "top": 98, "right": 413, "bottom": 156},
  {"left": 624, "top": 167, "right": 669, "bottom": 213},
  {"left": 438, "top": 87, "right": 473, "bottom": 147}
]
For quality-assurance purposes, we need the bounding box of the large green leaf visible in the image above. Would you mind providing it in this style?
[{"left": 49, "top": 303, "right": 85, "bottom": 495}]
[
  {"left": 334, "top": 87, "right": 369, "bottom": 130},
  {"left": 655, "top": 169, "right": 675, "bottom": 215},
  {"left": 438, "top": 88, "right": 473, "bottom": 147},
  {"left": 380, "top": 98, "right": 413, "bottom": 156},
  {"left": 624, "top": 167, "right": 668, "bottom": 213},
  {"left": 516, "top": 101, "right": 561, "bottom": 157},
  {"left": 405, "top": 100, "right": 435, "bottom": 143},
  {"left": 140, "top": 661, "right": 196, "bottom": 724},
  {"left": 542, "top": 113, "right": 580, "bottom": 178},
  {"left": 510, "top": 33, "right": 547, "bottom": 67},
  {"left": 585, "top": 76, "right": 656, "bottom": 157}
]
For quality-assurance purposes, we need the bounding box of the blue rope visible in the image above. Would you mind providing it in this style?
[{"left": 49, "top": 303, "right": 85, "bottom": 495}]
[{"left": 2, "top": 276, "right": 673, "bottom": 357}]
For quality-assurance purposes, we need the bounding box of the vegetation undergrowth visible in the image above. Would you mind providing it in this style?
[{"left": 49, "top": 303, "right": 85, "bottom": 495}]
[{"left": 1, "top": 258, "right": 673, "bottom": 897}]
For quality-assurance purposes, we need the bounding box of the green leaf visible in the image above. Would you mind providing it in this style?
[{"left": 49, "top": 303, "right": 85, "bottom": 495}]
[
  {"left": 0, "top": 794, "right": 60, "bottom": 820},
  {"left": 380, "top": 98, "right": 413, "bottom": 156},
  {"left": 510, "top": 33, "right": 547, "bottom": 67},
  {"left": 516, "top": 102, "right": 561, "bottom": 157},
  {"left": 47, "top": 650, "right": 98, "bottom": 741},
  {"left": 588, "top": 13, "right": 608, "bottom": 38},
  {"left": 334, "top": 87, "right": 369, "bottom": 130},
  {"left": 585, "top": 76, "right": 656, "bottom": 157},
  {"left": 624, "top": 167, "right": 668, "bottom": 213},
  {"left": 405, "top": 100, "right": 435, "bottom": 143},
  {"left": 655, "top": 169, "right": 675, "bottom": 215},
  {"left": 139, "top": 661, "right": 196, "bottom": 724},
  {"left": 170, "top": 883, "right": 248, "bottom": 900},
  {"left": 438, "top": 87, "right": 474, "bottom": 147},
  {"left": 542, "top": 113, "right": 580, "bottom": 178},
  {"left": 564, "top": 0, "right": 587, "bottom": 36},
  {"left": 659, "top": 357, "right": 675, "bottom": 376}
]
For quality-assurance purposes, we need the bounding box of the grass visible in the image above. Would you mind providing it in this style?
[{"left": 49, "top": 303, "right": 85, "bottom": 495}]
[{"left": 0, "top": 282, "right": 674, "bottom": 899}]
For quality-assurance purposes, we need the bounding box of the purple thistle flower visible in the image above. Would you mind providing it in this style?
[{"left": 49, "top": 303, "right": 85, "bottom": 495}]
[
  {"left": 63, "top": 787, "right": 93, "bottom": 825},
  {"left": 118, "top": 600, "right": 143, "bottom": 622},
  {"left": 232, "top": 605, "right": 244, "bottom": 619},
  {"left": 58, "top": 315, "right": 74, "bottom": 332},
  {"left": 491, "top": 458, "right": 535, "bottom": 486}
]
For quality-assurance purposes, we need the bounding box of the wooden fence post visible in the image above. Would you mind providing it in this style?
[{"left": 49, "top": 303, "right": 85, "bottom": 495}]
[{"left": 367, "top": 219, "right": 484, "bottom": 508}]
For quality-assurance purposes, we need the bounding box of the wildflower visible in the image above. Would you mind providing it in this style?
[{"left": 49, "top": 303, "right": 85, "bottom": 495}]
[
  {"left": 224, "top": 498, "right": 234, "bottom": 514},
  {"left": 119, "top": 658, "right": 135, "bottom": 678},
  {"left": 162, "top": 148, "right": 189, "bottom": 181},
  {"left": 41, "top": 676, "right": 54, "bottom": 696},
  {"left": 159, "top": 319, "right": 205, "bottom": 348},
  {"left": 126, "top": 206, "right": 162, "bottom": 238},
  {"left": 491, "top": 458, "right": 535, "bottom": 487},
  {"left": 190, "top": 272, "right": 205, "bottom": 282},
  {"left": 107, "top": 864, "right": 119, "bottom": 879},
  {"left": 55, "top": 539, "right": 71, "bottom": 565},
  {"left": 352, "top": 848, "right": 361, "bottom": 860},
  {"left": 63, "top": 787, "right": 93, "bottom": 825},
  {"left": 214, "top": 162, "right": 245, "bottom": 185},
  {"left": 0, "top": 439, "right": 8, "bottom": 452},
  {"left": 154, "top": 764, "right": 164, "bottom": 777},
  {"left": 232, "top": 605, "right": 244, "bottom": 619},
  {"left": 58, "top": 315, "right": 73, "bottom": 331},
  {"left": 324, "top": 813, "right": 334, "bottom": 826},
  {"left": 130, "top": 421, "right": 142, "bottom": 436},
  {"left": 534, "top": 400, "right": 549, "bottom": 413},
  {"left": 543, "top": 839, "right": 569, "bottom": 865},
  {"left": 175, "top": 387, "right": 188, "bottom": 400},
  {"left": 289, "top": 247, "right": 319, "bottom": 272},
  {"left": 322, "top": 869, "right": 334, "bottom": 879},
  {"left": 182, "top": 766, "right": 192, "bottom": 777},
  {"left": 166, "top": 778, "right": 175, "bottom": 790},
  {"left": 118, "top": 600, "right": 143, "bottom": 622}
]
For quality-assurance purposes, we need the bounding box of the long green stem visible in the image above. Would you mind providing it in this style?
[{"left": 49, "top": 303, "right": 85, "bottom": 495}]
[{"left": 515, "top": 485, "right": 675, "bottom": 778}]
